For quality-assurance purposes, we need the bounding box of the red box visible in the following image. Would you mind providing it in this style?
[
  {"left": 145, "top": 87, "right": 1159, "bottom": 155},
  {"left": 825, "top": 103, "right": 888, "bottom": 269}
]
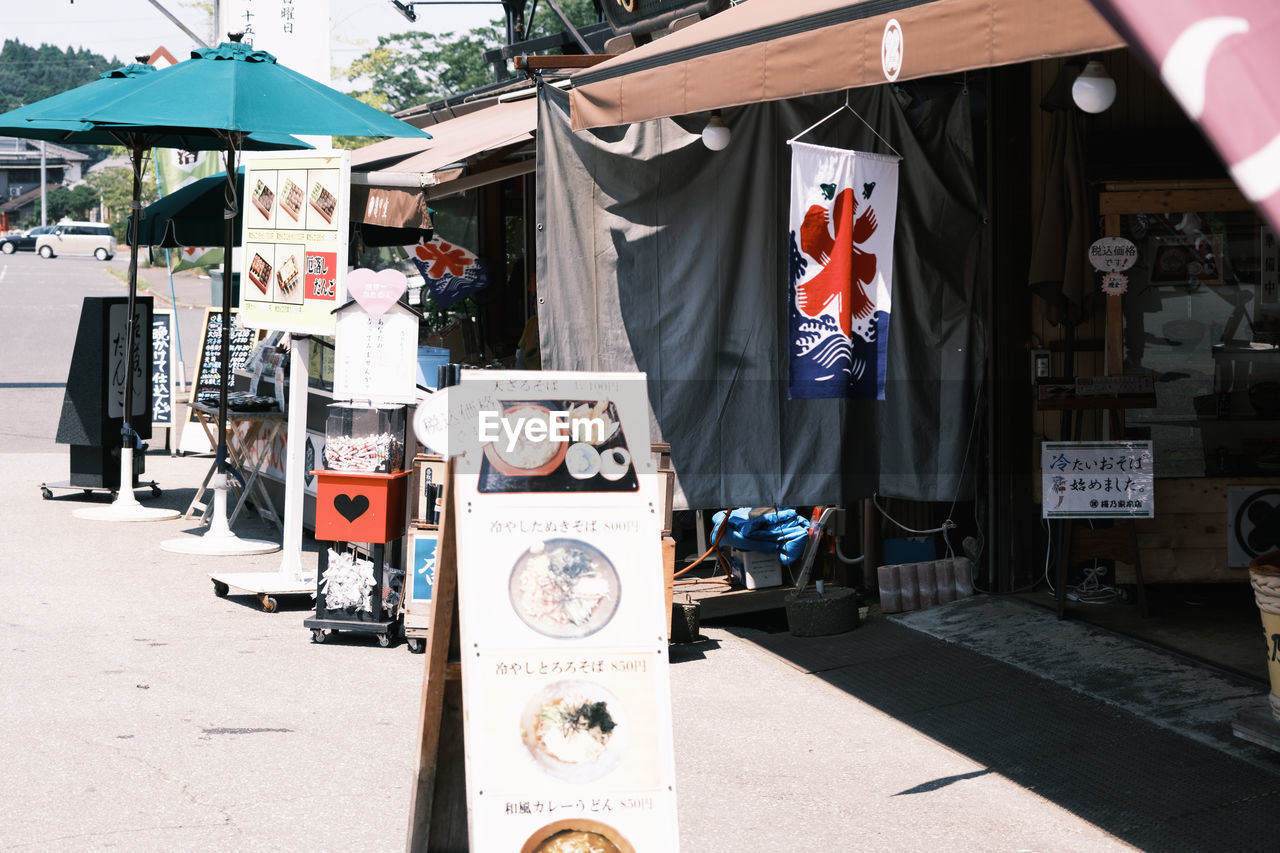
[{"left": 313, "top": 469, "right": 410, "bottom": 544}]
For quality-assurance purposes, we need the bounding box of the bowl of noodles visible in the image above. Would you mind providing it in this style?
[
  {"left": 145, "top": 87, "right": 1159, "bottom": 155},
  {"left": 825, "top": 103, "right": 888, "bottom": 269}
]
[
  {"left": 519, "top": 680, "right": 624, "bottom": 784},
  {"left": 509, "top": 539, "right": 620, "bottom": 638},
  {"left": 519, "top": 819, "right": 635, "bottom": 853},
  {"left": 482, "top": 404, "right": 569, "bottom": 477}
]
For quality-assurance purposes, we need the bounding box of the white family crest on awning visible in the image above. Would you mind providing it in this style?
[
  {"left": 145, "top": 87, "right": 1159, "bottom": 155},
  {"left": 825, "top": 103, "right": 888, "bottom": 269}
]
[{"left": 570, "top": 0, "right": 1124, "bottom": 130}]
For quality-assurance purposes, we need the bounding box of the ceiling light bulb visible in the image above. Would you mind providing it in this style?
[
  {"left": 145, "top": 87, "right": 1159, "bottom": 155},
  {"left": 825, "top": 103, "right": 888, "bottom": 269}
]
[
  {"left": 1071, "top": 60, "right": 1116, "bottom": 114},
  {"left": 701, "top": 113, "right": 731, "bottom": 151}
]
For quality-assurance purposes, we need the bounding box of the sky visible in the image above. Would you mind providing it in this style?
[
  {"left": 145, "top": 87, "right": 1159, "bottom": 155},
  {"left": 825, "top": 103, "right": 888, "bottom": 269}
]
[{"left": 4, "top": 0, "right": 500, "bottom": 91}]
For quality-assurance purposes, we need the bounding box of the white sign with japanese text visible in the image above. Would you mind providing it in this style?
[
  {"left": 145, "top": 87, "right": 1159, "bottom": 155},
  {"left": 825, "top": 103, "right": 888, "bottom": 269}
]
[
  {"left": 1041, "top": 441, "right": 1154, "bottom": 519},
  {"left": 332, "top": 304, "right": 418, "bottom": 403},
  {"left": 218, "top": 0, "right": 329, "bottom": 84},
  {"left": 450, "top": 371, "right": 680, "bottom": 853}
]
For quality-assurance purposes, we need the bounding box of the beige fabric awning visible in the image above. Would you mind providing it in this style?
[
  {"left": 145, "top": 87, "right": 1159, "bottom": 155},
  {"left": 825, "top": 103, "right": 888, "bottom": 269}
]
[
  {"left": 570, "top": 0, "right": 1123, "bottom": 130},
  {"left": 352, "top": 97, "right": 537, "bottom": 173},
  {"left": 349, "top": 95, "right": 538, "bottom": 229}
]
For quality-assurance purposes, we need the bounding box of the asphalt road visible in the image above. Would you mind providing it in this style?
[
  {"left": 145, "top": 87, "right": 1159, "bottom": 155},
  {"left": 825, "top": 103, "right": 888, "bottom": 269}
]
[{"left": 0, "top": 249, "right": 209, "bottom": 453}]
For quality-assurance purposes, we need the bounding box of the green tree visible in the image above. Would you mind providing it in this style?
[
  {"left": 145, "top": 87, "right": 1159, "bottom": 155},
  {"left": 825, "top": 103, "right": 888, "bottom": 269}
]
[
  {"left": 343, "top": 28, "right": 505, "bottom": 114},
  {"left": 522, "top": 0, "right": 598, "bottom": 41},
  {"left": 86, "top": 164, "right": 158, "bottom": 242},
  {"left": 0, "top": 40, "right": 119, "bottom": 113},
  {"left": 340, "top": 0, "right": 598, "bottom": 114},
  {"left": 42, "top": 184, "right": 101, "bottom": 222}
]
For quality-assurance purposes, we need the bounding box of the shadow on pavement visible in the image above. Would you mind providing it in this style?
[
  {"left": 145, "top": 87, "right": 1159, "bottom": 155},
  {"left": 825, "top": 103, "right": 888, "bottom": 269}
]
[{"left": 725, "top": 613, "right": 1280, "bottom": 852}]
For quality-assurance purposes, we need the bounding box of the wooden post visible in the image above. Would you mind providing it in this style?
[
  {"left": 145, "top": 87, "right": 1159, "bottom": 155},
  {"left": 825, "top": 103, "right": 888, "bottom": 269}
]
[
  {"left": 406, "top": 461, "right": 469, "bottom": 852},
  {"left": 663, "top": 534, "right": 675, "bottom": 637}
]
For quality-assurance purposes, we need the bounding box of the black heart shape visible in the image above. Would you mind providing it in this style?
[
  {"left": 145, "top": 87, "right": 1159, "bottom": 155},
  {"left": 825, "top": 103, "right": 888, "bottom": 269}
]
[{"left": 334, "top": 494, "right": 370, "bottom": 522}]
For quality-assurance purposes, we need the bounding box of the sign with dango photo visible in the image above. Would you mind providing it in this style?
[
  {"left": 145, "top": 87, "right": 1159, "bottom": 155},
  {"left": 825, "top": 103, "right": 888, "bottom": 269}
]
[{"left": 240, "top": 149, "right": 349, "bottom": 335}]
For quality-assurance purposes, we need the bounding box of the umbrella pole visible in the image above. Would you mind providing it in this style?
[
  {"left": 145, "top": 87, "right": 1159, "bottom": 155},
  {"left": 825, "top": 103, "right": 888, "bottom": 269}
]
[
  {"left": 163, "top": 142, "right": 277, "bottom": 555},
  {"left": 76, "top": 145, "right": 178, "bottom": 521}
]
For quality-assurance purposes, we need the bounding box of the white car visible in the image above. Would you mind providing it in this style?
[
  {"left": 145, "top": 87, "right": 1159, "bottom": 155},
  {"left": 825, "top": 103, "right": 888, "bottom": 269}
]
[{"left": 35, "top": 221, "right": 117, "bottom": 260}]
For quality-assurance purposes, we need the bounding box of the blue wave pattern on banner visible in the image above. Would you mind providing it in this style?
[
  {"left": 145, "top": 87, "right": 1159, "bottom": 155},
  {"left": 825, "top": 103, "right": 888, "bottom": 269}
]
[
  {"left": 409, "top": 236, "right": 491, "bottom": 308},
  {"left": 787, "top": 230, "right": 888, "bottom": 399}
]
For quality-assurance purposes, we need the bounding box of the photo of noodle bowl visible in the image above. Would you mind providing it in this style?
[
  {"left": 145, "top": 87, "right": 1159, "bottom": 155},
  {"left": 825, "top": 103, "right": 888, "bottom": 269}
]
[
  {"left": 509, "top": 539, "right": 620, "bottom": 638},
  {"left": 519, "top": 680, "right": 624, "bottom": 783},
  {"left": 519, "top": 819, "right": 635, "bottom": 853},
  {"left": 482, "top": 403, "right": 568, "bottom": 477}
]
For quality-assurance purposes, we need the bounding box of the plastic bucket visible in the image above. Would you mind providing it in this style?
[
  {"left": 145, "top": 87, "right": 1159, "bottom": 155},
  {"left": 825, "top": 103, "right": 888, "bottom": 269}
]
[{"left": 416, "top": 346, "right": 450, "bottom": 389}]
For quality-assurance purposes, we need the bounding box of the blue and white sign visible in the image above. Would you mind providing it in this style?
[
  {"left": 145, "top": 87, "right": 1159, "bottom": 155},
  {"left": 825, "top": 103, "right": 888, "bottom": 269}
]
[{"left": 1041, "top": 441, "right": 1154, "bottom": 519}]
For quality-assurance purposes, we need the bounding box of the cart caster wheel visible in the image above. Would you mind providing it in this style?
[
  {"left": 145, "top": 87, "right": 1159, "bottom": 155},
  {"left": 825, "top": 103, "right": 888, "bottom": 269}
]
[
  {"left": 212, "top": 580, "right": 229, "bottom": 598},
  {"left": 151, "top": 485, "right": 162, "bottom": 498},
  {"left": 311, "top": 629, "right": 327, "bottom": 644},
  {"left": 405, "top": 637, "right": 424, "bottom": 654},
  {"left": 377, "top": 632, "right": 391, "bottom": 648},
  {"left": 41, "top": 487, "right": 53, "bottom": 500},
  {"left": 260, "top": 595, "right": 278, "bottom": 613}
]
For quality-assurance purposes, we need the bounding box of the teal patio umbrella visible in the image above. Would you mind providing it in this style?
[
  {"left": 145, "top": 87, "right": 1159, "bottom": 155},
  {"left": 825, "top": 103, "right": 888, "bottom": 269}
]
[
  {"left": 0, "top": 60, "right": 311, "bottom": 522},
  {"left": 74, "top": 36, "right": 430, "bottom": 550}
]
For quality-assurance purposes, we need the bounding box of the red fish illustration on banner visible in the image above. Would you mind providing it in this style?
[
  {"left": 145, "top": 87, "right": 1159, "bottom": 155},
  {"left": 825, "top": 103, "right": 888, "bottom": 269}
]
[
  {"left": 797, "top": 187, "right": 880, "bottom": 338},
  {"left": 788, "top": 142, "right": 899, "bottom": 400},
  {"left": 407, "top": 234, "right": 490, "bottom": 308}
]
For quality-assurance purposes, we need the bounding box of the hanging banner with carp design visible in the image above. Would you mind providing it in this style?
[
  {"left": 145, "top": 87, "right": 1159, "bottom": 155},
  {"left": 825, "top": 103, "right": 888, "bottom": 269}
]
[
  {"left": 787, "top": 142, "right": 899, "bottom": 400},
  {"left": 408, "top": 234, "right": 491, "bottom": 309}
]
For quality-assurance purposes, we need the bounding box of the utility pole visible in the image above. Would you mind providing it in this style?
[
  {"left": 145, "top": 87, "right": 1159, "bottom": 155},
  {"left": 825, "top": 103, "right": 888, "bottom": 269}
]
[{"left": 39, "top": 141, "right": 47, "bottom": 227}]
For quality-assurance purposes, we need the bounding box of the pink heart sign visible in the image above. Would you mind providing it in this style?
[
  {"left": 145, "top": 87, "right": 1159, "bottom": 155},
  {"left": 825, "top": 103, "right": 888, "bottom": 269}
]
[{"left": 347, "top": 268, "right": 407, "bottom": 317}]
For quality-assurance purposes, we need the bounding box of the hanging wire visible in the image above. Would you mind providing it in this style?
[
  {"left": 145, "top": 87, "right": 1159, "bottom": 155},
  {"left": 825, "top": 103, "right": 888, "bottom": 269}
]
[{"left": 787, "top": 89, "right": 903, "bottom": 159}]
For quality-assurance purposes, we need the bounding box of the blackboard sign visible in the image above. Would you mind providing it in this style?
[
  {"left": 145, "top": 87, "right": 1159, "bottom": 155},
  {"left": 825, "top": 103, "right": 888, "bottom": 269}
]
[
  {"left": 189, "top": 308, "right": 262, "bottom": 407},
  {"left": 107, "top": 302, "right": 149, "bottom": 419},
  {"left": 152, "top": 309, "right": 175, "bottom": 427}
]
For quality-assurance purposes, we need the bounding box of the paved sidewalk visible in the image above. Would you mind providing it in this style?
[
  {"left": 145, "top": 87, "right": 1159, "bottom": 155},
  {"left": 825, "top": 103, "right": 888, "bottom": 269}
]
[{"left": 5, "top": 447, "right": 1280, "bottom": 851}]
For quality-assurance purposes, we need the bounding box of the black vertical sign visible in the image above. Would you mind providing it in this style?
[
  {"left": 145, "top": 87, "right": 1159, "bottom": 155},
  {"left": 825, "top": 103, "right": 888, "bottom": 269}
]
[
  {"left": 107, "top": 302, "right": 149, "bottom": 419},
  {"left": 151, "top": 309, "right": 174, "bottom": 427}
]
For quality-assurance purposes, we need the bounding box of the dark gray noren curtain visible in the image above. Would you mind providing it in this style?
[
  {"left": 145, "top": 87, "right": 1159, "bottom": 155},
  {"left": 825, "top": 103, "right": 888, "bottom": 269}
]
[{"left": 537, "top": 82, "right": 985, "bottom": 509}]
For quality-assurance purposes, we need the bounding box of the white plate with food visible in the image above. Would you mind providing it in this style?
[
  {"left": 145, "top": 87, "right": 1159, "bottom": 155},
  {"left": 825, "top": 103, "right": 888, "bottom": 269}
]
[
  {"left": 482, "top": 404, "right": 569, "bottom": 477},
  {"left": 519, "top": 680, "right": 624, "bottom": 783},
  {"left": 519, "top": 819, "right": 635, "bottom": 853},
  {"left": 509, "top": 538, "right": 620, "bottom": 638}
]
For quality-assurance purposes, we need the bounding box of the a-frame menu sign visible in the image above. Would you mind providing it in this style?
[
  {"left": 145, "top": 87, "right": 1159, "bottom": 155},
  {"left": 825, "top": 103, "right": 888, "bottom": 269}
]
[{"left": 407, "top": 371, "right": 679, "bottom": 852}]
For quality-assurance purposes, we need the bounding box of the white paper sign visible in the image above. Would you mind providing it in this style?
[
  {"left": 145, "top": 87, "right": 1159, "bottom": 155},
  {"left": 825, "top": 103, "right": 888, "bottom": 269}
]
[
  {"left": 333, "top": 305, "right": 418, "bottom": 403},
  {"left": 1042, "top": 441, "right": 1154, "bottom": 519},
  {"left": 450, "top": 371, "right": 680, "bottom": 853},
  {"left": 1088, "top": 237, "right": 1138, "bottom": 272}
]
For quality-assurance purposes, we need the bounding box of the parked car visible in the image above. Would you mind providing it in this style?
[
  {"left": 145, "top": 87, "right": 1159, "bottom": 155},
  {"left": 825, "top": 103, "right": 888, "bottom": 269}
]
[
  {"left": 0, "top": 225, "right": 56, "bottom": 254},
  {"left": 35, "top": 221, "right": 116, "bottom": 260}
]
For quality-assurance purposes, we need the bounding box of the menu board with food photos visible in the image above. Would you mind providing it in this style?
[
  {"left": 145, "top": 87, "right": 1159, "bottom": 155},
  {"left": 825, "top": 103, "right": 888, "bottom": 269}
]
[
  {"left": 447, "top": 371, "right": 679, "bottom": 852},
  {"left": 239, "top": 150, "right": 349, "bottom": 335}
]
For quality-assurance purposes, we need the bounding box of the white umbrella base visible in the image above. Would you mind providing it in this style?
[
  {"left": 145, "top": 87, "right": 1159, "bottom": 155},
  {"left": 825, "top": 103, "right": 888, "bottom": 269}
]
[
  {"left": 161, "top": 531, "right": 280, "bottom": 556},
  {"left": 162, "top": 477, "right": 280, "bottom": 555},
  {"left": 74, "top": 504, "right": 181, "bottom": 522}
]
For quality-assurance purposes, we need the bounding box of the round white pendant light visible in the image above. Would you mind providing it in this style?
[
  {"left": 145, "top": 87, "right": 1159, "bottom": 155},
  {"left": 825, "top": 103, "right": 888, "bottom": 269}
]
[
  {"left": 1072, "top": 60, "right": 1116, "bottom": 114},
  {"left": 701, "top": 112, "right": 731, "bottom": 151}
]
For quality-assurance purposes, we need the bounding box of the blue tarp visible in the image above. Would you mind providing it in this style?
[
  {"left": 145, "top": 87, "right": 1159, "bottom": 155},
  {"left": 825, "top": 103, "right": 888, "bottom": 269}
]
[{"left": 711, "top": 508, "right": 812, "bottom": 565}]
